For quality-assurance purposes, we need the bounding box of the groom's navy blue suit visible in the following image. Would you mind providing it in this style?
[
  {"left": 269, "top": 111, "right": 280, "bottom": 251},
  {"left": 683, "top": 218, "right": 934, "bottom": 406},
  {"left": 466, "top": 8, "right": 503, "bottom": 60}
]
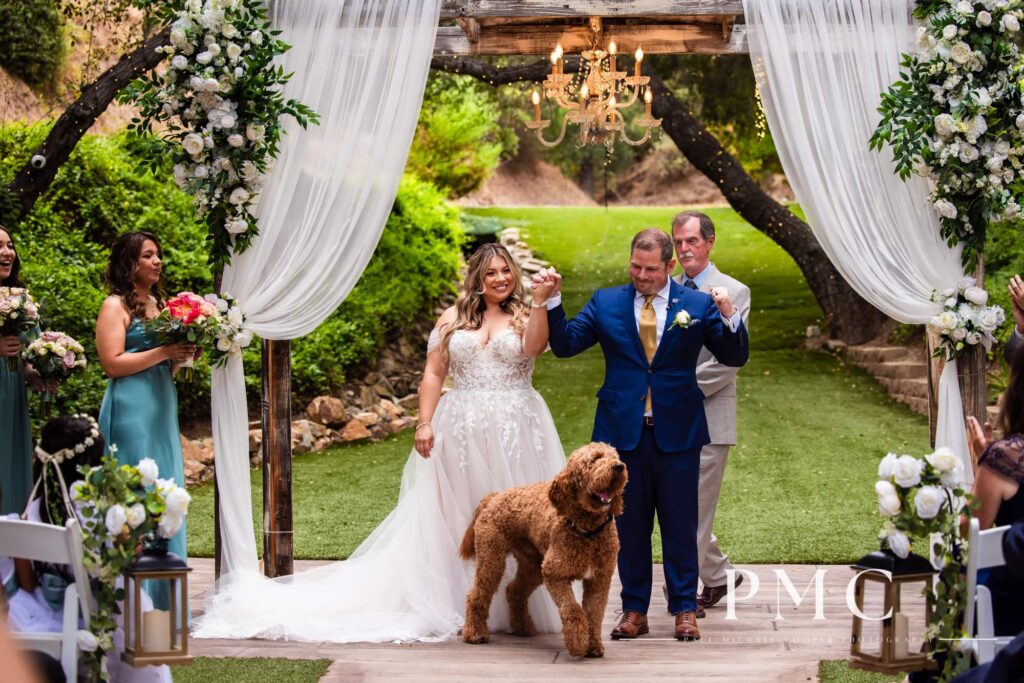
[{"left": 547, "top": 279, "right": 748, "bottom": 615}]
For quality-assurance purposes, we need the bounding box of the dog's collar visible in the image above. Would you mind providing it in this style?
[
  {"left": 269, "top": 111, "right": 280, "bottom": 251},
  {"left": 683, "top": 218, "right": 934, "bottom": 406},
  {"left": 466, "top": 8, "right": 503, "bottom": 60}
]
[{"left": 565, "top": 514, "right": 614, "bottom": 539}]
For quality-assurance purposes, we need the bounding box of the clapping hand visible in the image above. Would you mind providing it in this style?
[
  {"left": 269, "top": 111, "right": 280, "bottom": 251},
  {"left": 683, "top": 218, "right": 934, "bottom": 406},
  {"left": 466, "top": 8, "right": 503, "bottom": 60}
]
[
  {"left": 709, "top": 287, "right": 735, "bottom": 319},
  {"left": 1010, "top": 274, "right": 1024, "bottom": 333},
  {"left": 966, "top": 415, "right": 993, "bottom": 474},
  {"left": 530, "top": 267, "right": 562, "bottom": 304},
  {"left": 0, "top": 335, "right": 21, "bottom": 358}
]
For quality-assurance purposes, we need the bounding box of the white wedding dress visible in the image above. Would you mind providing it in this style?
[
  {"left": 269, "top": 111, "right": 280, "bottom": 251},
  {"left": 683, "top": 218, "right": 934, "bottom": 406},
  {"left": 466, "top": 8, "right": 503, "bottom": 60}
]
[{"left": 193, "top": 328, "right": 567, "bottom": 642}]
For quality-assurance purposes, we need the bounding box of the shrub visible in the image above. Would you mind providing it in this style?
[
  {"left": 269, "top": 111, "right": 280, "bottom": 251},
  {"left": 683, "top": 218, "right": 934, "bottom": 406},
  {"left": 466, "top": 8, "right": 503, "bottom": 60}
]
[
  {"left": 0, "top": 0, "right": 67, "bottom": 87},
  {"left": 1, "top": 123, "right": 463, "bottom": 420}
]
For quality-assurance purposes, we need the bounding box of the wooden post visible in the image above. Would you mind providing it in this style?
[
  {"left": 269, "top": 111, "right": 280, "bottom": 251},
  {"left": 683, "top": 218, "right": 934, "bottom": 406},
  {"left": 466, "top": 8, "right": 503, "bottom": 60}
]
[
  {"left": 212, "top": 270, "right": 223, "bottom": 580},
  {"left": 261, "top": 339, "right": 294, "bottom": 577},
  {"left": 958, "top": 258, "right": 988, "bottom": 431}
]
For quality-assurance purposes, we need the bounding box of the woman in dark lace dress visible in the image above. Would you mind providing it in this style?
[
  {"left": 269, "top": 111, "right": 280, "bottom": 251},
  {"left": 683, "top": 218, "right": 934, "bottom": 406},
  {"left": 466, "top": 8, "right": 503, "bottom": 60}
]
[{"left": 968, "top": 344, "right": 1024, "bottom": 636}]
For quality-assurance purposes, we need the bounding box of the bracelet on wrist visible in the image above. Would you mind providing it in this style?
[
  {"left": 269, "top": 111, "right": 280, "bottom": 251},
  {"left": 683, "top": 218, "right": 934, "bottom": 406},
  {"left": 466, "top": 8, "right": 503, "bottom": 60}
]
[
  {"left": 415, "top": 422, "right": 432, "bottom": 431},
  {"left": 531, "top": 301, "right": 547, "bottom": 309}
]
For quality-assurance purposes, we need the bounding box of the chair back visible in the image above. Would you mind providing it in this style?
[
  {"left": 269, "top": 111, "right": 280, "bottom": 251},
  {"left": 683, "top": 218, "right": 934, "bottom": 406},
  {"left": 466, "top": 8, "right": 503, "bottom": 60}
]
[{"left": 964, "top": 518, "right": 1009, "bottom": 638}]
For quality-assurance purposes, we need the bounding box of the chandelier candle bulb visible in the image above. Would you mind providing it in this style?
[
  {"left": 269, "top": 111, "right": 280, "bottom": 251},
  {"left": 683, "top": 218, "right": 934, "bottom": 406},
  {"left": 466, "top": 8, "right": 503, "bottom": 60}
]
[
  {"left": 608, "top": 95, "right": 616, "bottom": 126},
  {"left": 634, "top": 47, "right": 644, "bottom": 78},
  {"left": 550, "top": 51, "right": 558, "bottom": 76},
  {"left": 644, "top": 87, "right": 652, "bottom": 116},
  {"left": 608, "top": 41, "right": 617, "bottom": 72},
  {"left": 580, "top": 83, "right": 589, "bottom": 112},
  {"left": 555, "top": 43, "right": 564, "bottom": 75},
  {"left": 532, "top": 90, "right": 541, "bottom": 121}
]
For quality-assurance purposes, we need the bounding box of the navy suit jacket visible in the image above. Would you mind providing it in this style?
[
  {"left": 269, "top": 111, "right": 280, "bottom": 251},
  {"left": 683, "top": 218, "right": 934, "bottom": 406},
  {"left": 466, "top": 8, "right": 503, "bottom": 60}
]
[{"left": 548, "top": 279, "right": 749, "bottom": 453}]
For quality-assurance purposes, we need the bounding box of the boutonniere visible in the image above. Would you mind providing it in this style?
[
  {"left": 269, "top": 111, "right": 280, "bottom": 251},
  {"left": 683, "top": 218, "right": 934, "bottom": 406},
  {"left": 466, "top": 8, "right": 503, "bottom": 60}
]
[{"left": 669, "top": 310, "right": 697, "bottom": 330}]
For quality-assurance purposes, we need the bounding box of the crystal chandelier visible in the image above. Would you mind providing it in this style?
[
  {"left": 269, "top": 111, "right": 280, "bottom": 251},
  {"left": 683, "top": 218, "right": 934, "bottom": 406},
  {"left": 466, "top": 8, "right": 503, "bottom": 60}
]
[{"left": 526, "top": 41, "right": 662, "bottom": 150}]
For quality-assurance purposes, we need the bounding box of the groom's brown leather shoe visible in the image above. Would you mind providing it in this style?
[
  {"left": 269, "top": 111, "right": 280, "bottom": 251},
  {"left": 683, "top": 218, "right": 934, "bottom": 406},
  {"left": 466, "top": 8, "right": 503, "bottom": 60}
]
[
  {"left": 610, "top": 611, "right": 649, "bottom": 639},
  {"left": 698, "top": 573, "right": 744, "bottom": 609},
  {"left": 674, "top": 611, "right": 701, "bottom": 641}
]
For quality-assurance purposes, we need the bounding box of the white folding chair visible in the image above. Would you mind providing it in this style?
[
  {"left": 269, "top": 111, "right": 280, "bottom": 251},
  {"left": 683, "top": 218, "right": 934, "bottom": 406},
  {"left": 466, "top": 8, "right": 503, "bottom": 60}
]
[
  {"left": 0, "top": 517, "right": 93, "bottom": 682},
  {"left": 962, "top": 518, "right": 1013, "bottom": 665}
]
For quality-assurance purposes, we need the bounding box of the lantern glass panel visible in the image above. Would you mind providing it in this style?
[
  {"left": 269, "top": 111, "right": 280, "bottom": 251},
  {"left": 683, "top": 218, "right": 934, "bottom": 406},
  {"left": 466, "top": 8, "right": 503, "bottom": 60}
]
[{"left": 854, "top": 574, "right": 887, "bottom": 660}]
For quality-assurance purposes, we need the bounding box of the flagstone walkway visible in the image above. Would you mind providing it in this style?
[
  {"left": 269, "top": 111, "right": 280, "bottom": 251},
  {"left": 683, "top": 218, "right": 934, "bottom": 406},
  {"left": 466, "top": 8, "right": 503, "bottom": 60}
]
[{"left": 187, "top": 559, "right": 915, "bottom": 682}]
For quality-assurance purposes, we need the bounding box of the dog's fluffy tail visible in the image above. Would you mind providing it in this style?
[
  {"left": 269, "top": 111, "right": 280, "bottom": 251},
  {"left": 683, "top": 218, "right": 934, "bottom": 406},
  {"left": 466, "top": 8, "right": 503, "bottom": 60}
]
[{"left": 459, "top": 494, "right": 493, "bottom": 560}]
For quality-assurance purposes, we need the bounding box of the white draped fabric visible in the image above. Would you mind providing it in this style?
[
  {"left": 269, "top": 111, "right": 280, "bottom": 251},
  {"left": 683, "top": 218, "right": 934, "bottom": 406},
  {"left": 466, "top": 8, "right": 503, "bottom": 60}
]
[
  {"left": 744, "top": 0, "right": 972, "bottom": 479},
  {"left": 209, "top": 0, "right": 442, "bottom": 577}
]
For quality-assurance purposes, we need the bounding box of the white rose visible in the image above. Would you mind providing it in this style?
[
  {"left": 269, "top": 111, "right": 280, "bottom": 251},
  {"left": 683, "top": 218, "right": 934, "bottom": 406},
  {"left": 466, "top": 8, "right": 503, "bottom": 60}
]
[
  {"left": 943, "top": 24, "right": 959, "bottom": 40},
  {"left": 236, "top": 329, "right": 254, "bottom": 347},
  {"left": 157, "top": 514, "right": 183, "bottom": 539},
  {"left": 77, "top": 630, "right": 99, "bottom": 652},
  {"left": 165, "top": 487, "right": 192, "bottom": 516},
  {"left": 250, "top": 29, "right": 264, "bottom": 45},
  {"left": 978, "top": 10, "right": 993, "bottom": 25},
  {"left": 940, "top": 463, "right": 965, "bottom": 488},
  {"left": 227, "top": 133, "right": 245, "bottom": 148},
  {"left": 934, "top": 113, "right": 957, "bottom": 138},
  {"left": 886, "top": 529, "right": 911, "bottom": 559},
  {"left": 229, "top": 187, "right": 250, "bottom": 205},
  {"left": 950, "top": 42, "right": 972, "bottom": 64},
  {"left": 222, "top": 23, "right": 238, "bottom": 38},
  {"left": 934, "top": 198, "right": 958, "bottom": 219},
  {"left": 893, "top": 454, "right": 924, "bottom": 488},
  {"left": 878, "top": 453, "right": 899, "bottom": 479},
  {"left": 956, "top": 0, "right": 973, "bottom": 14},
  {"left": 220, "top": 114, "right": 236, "bottom": 129},
  {"left": 170, "top": 27, "right": 187, "bottom": 47},
  {"left": 978, "top": 309, "right": 1000, "bottom": 331},
  {"left": 182, "top": 133, "right": 205, "bottom": 156},
  {"left": 1002, "top": 13, "right": 1020, "bottom": 31},
  {"left": 226, "top": 42, "right": 241, "bottom": 61},
  {"left": 125, "top": 503, "right": 146, "bottom": 529},
  {"left": 958, "top": 276, "right": 977, "bottom": 290},
  {"left": 227, "top": 308, "right": 244, "bottom": 327},
  {"left": 876, "top": 480, "right": 902, "bottom": 517},
  {"left": 155, "top": 478, "right": 176, "bottom": 498},
  {"left": 207, "top": 43, "right": 221, "bottom": 57},
  {"left": 966, "top": 330, "right": 983, "bottom": 345},
  {"left": 1017, "top": 113, "right": 1024, "bottom": 130},
  {"left": 986, "top": 156, "right": 1004, "bottom": 172},
  {"left": 960, "top": 145, "right": 980, "bottom": 163},
  {"left": 196, "top": 50, "right": 213, "bottom": 65},
  {"left": 171, "top": 55, "right": 188, "bottom": 70},
  {"left": 914, "top": 485, "right": 945, "bottom": 520},
  {"left": 225, "top": 218, "right": 248, "bottom": 234},
  {"left": 926, "top": 447, "right": 959, "bottom": 473},
  {"left": 193, "top": 164, "right": 208, "bottom": 179},
  {"left": 952, "top": 326, "right": 968, "bottom": 341},
  {"left": 105, "top": 504, "right": 128, "bottom": 537},
  {"left": 995, "top": 140, "right": 1011, "bottom": 155},
  {"left": 964, "top": 285, "right": 988, "bottom": 305},
  {"left": 975, "top": 89, "right": 992, "bottom": 107},
  {"left": 217, "top": 336, "right": 233, "bottom": 352},
  {"left": 674, "top": 310, "right": 691, "bottom": 328},
  {"left": 203, "top": 77, "right": 220, "bottom": 92},
  {"left": 137, "top": 458, "right": 159, "bottom": 487},
  {"left": 945, "top": 297, "right": 958, "bottom": 308},
  {"left": 246, "top": 124, "right": 265, "bottom": 142}
]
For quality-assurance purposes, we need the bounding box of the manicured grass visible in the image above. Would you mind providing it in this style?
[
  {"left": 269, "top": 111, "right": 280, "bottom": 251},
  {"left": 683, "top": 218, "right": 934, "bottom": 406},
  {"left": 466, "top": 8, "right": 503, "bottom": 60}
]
[
  {"left": 171, "top": 657, "right": 330, "bottom": 683},
  {"left": 187, "top": 206, "right": 932, "bottom": 564},
  {"left": 817, "top": 660, "right": 904, "bottom": 683}
]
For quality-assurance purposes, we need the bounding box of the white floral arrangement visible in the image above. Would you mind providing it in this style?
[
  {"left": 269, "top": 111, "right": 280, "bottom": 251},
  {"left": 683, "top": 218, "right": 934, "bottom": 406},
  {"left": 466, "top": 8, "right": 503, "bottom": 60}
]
[
  {"left": 927, "top": 276, "right": 1005, "bottom": 359},
  {"left": 122, "top": 0, "right": 318, "bottom": 269},
  {"left": 204, "top": 291, "right": 254, "bottom": 366},
  {"left": 0, "top": 286, "right": 41, "bottom": 370},
  {"left": 72, "top": 450, "right": 191, "bottom": 681},
  {"left": 871, "top": 0, "right": 1024, "bottom": 267},
  {"left": 34, "top": 413, "right": 100, "bottom": 466},
  {"left": 873, "top": 446, "right": 972, "bottom": 677},
  {"left": 669, "top": 310, "right": 696, "bottom": 330}
]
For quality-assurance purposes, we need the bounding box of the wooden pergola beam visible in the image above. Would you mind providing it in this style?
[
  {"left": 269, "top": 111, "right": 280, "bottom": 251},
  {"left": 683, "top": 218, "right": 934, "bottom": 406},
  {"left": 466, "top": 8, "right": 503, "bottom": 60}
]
[
  {"left": 433, "top": 23, "right": 747, "bottom": 55},
  {"left": 440, "top": 0, "right": 744, "bottom": 18}
]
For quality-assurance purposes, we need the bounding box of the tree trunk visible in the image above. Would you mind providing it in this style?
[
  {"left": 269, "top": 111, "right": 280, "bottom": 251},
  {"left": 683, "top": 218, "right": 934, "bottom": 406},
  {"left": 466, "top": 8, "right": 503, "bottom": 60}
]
[
  {"left": 432, "top": 56, "right": 887, "bottom": 343},
  {"left": 578, "top": 154, "right": 595, "bottom": 199},
  {"left": 3, "top": 27, "right": 171, "bottom": 221}
]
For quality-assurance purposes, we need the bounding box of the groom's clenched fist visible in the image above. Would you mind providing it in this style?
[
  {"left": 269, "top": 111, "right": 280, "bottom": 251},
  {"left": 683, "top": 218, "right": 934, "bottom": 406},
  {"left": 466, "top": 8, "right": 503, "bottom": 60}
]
[
  {"left": 709, "top": 287, "right": 735, "bottom": 319},
  {"left": 531, "top": 267, "right": 562, "bottom": 304}
]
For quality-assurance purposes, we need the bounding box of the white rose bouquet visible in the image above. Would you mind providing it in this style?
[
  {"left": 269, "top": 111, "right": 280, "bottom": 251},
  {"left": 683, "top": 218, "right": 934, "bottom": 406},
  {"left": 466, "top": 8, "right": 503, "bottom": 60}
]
[
  {"left": 203, "top": 292, "right": 254, "bottom": 367},
  {"left": 927, "top": 277, "right": 1004, "bottom": 360},
  {"left": 873, "top": 445, "right": 972, "bottom": 678},
  {"left": 21, "top": 331, "right": 87, "bottom": 416},
  {"left": 0, "top": 286, "right": 41, "bottom": 371},
  {"left": 74, "top": 451, "right": 191, "bottom": 681}
]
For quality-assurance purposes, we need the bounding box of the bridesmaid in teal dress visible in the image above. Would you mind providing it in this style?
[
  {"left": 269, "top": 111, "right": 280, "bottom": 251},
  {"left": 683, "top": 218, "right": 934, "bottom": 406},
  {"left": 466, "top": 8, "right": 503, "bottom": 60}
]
[
  {"left": 0, "top": 226, "right": 43, "bottom": 515},
  {"left": 95, "top": 231, "right": 196, "bottom": 610}
]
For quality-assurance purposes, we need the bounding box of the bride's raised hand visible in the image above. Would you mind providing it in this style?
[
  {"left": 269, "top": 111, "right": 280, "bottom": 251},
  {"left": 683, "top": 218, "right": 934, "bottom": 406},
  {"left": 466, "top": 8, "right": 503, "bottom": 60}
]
[{"left": 414, "top": 423, "right": 434, "bottom": 459}]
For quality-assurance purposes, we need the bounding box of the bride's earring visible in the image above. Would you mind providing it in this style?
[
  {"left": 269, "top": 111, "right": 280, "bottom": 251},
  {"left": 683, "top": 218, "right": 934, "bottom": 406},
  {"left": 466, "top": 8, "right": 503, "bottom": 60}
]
[{"left": 475, "top": 289, "right": 485, "bottom": 295}]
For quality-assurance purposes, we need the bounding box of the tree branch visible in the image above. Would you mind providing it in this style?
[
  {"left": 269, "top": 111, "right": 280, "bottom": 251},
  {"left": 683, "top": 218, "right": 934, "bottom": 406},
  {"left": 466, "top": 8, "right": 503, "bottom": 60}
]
[{"left": 4, "top": 27, "right": 171, "bottom": 220}]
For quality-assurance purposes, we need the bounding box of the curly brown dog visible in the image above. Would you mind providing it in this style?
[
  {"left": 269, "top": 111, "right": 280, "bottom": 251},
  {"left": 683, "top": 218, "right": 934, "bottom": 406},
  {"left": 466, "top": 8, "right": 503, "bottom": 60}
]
[{"left": 460, "top": 442, "right": 627, "bottom": 658}]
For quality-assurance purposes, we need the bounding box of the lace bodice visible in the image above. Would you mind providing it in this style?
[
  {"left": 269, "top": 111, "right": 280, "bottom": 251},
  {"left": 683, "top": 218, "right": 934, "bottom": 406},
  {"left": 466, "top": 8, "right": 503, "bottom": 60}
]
[{"left": 429, "top": 328, "right": 534, "bottom": 390}]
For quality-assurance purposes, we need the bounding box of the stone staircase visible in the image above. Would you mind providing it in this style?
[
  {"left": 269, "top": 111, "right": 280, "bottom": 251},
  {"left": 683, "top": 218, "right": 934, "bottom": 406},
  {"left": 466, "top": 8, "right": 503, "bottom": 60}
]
[{"left": 844, "top": 344, "right": 930, "bottom": 415}]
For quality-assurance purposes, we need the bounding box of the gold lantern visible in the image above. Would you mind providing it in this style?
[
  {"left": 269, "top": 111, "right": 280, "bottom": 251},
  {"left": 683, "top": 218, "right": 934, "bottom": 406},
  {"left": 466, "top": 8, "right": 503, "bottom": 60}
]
[
  {"left": 849, "top": 550, "right": 937, "bottom": 675},
  {"left": 122, "top": 546, "right": 193, "bottom": 667}
]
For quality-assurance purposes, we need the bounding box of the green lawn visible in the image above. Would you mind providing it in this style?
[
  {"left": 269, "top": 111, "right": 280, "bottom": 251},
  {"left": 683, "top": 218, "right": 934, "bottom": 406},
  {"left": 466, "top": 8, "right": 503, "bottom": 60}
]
[
  {"left": 188, "top": 206, "right": 932, "bottom": 564},
  {"left": 171, "top": 657, "right": 330, "bottom": 683}
]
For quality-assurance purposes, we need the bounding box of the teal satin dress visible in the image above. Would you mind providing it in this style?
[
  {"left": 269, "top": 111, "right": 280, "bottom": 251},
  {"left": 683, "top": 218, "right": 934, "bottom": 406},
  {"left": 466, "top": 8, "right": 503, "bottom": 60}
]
[
  {"left": 0, "top": 361, "right": 32, "bottom": 515},
  {"left": 99, "top": 318, "right": 187, "bottom": 610}
]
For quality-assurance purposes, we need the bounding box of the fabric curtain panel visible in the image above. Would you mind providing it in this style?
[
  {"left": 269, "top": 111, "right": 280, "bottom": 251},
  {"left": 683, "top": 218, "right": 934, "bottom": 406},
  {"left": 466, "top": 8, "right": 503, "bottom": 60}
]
[
  {"left": 743, "top": 0, "right": 973, "bottom": 479},
  {"left": 211, "top": 0, "right": 442, "bottom": 577}
]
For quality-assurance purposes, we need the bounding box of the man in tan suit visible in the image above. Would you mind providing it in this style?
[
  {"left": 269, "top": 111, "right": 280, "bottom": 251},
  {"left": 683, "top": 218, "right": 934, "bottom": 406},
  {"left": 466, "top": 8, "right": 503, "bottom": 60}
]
[{"left": 672, "top": 211, "right": 751, "bottom": 617}]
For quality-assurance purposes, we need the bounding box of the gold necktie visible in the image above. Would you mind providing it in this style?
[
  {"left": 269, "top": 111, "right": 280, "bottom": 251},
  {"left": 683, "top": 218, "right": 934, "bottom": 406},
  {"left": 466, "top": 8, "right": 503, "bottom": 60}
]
[{"left": 640, "top": 294, "right": 657, "bottom": 411}]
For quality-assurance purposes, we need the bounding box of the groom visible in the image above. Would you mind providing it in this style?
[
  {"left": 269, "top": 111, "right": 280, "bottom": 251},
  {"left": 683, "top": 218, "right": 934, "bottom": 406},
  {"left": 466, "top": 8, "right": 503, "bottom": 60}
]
[{"left": 532, "top": 228, "right": 748, "bottom": 642}]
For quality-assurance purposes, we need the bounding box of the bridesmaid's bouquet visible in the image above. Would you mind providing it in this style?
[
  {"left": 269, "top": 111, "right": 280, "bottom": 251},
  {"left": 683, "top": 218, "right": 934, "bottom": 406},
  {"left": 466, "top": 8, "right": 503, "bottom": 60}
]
[
  {"left": 0, "top": 286, "right": 41, "bottom": 371},
  {"left": 149, "top": 291, "right": 221, "bottom": 381},
  {"left": 22, "top": 331, "right": 87, "bottom": 416}
]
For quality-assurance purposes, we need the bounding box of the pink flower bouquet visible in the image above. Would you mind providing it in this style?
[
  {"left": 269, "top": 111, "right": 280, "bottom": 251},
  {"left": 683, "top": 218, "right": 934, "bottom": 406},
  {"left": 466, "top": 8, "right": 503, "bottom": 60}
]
[
  {"left": 0, "top": 286, "right": 41, "bottom": 371},
  {"left": 22, "top": 330, "right": 87, "bottom": 416},
  {"left": 149, "top": 292, "right": 221, "bottom": 381}
]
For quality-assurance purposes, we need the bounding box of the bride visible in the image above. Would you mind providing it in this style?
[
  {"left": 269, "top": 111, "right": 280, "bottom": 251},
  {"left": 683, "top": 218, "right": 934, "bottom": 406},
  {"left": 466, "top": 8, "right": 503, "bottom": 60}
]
[{"left": 193, "top": 243, "right": 567, "bottom": 642}]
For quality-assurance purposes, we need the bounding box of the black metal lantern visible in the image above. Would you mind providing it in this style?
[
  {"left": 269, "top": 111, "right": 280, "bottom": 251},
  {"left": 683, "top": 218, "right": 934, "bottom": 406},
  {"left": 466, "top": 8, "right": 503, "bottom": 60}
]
[
  {"left": 122, "top": 547, "right": 193, "bottom": 667},
  {"left": 849, "top": 550, "right": 937, "bottom": 675}
]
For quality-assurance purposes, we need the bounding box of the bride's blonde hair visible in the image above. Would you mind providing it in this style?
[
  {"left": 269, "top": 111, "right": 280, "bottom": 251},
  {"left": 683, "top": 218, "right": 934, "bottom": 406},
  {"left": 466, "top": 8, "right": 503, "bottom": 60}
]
[{"left": 439, "top": 243, "right": 529, "bottom": 362}]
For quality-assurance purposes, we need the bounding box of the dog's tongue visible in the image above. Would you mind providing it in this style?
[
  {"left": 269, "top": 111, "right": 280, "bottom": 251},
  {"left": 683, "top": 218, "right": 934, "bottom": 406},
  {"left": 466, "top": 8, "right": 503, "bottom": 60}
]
[{"left": 595, "top": 491, "right": 611, "bottom": 504}]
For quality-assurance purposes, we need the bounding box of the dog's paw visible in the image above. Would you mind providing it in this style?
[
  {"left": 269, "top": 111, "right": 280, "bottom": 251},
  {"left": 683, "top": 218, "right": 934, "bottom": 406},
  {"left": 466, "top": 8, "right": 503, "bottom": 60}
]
[
  {"left": 563, "top": 618, "right": 590, "bottom": 657},
  {"left": 585, "top": 644, "right": 605, "bottom": 658},
  {"left": 462, "top": 624, "right": 489, "bottom": 644},
  {"left": 510, "top": 614, "right": 537, "bottom": 637}
]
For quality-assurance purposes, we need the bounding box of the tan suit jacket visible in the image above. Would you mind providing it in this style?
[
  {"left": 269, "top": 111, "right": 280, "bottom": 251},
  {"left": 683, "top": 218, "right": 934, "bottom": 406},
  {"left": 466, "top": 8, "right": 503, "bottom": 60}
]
[{"left": 675, "top": 264, "right": 751, "bottom": 445}]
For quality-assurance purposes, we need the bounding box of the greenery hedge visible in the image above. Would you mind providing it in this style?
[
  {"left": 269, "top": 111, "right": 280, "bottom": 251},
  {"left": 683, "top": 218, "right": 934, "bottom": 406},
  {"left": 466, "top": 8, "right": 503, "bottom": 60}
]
[
  {"left": 0, "top": 123, "right": 463, "bottom": 421},
  {"left": 0, "top": 0, "right": 67, "bottom": 87}
]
